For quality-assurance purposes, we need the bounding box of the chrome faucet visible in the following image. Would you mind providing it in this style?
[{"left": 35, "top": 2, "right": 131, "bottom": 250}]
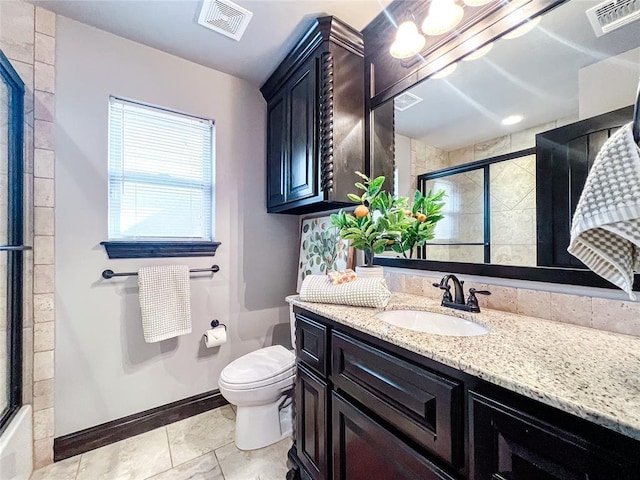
[{"left": 433, "top": 274, "right": 491, "bottom": 313}]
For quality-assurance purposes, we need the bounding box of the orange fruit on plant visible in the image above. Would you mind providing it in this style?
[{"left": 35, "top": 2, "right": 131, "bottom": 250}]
[
  {"left": 354, "top": 205, "right": 369, "bottom": 218},
  {"left": 417, "top": 213, "right": 427, "bottom": 223}
]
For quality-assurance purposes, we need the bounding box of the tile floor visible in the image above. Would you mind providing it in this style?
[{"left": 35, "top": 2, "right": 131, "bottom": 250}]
[{"left": 30, "top": 405, "right": 292, "bottom": 480}]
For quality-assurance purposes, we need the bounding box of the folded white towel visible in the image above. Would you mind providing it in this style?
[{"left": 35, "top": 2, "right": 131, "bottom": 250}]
[
  {"left": 138, "top": 265, "right": 192, "bottom": 342},
  {"left": 568, "top": 123, "right": 640, "bottom": 299},
  {"left": 299, "top": 275, "right": 390, "bottom": 308}
]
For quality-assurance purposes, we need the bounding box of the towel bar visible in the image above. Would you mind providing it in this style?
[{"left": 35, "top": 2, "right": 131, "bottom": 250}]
[{"left": 102, "top": 265, "right": 220, "bottom": 279}]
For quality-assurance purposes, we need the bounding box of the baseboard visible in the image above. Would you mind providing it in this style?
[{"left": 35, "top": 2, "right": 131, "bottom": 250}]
[{"left": 54, "top": 389, "right": 228, "bottom": 461}]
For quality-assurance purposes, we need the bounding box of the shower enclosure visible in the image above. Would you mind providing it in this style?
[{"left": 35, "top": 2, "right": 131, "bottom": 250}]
[{"left": 0, "top": 48, "right": 26, "bottom": 434}]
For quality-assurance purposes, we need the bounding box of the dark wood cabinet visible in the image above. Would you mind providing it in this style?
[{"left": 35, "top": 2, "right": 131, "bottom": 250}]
[
  {"left": 331, "top": 331, "right": 463, "bottom": 467},
  {"left": 261, "top": 16, "right": 365, "bottom": 214},
  {"left": 536, "top": 105, "right": 635, "bottom": 270},
  {"left": 296, "top": 365, "right": 329, "bottom": 480},
  {"left": 332, "top": 392, "right": 456, "bottom": 480},
  {"left": 290, "top": 306, "right": 640, "bottom": 480},
  {"left": 470, "top": 387, "right": 640, "bottom": 480}
]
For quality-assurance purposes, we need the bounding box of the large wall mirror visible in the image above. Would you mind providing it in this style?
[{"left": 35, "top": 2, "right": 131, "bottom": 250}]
[{"left": 372, "top": 0, "right": 640, "bottom": 289}]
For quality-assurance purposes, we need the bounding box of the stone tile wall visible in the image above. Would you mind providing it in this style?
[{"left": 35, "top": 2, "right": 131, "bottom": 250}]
[
  {"left": 385, "top": 269, "right": 640, "bottom": 337},
  {"left": 408, "top": 116, "right": 579, "bottom": 267},
  {"left": 0, "top": 0, "right": 56, "bottom": 469}
]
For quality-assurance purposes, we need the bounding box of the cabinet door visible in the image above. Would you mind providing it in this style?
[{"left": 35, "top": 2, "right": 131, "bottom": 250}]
[
  {"left": 332, "top": 392, "right": 456, "bottom": 480},
  {"left": 470, "top": 390, "right": 638, "bottom": 480},
  {"left": 266, "top": 91, "right": 288, "bottom": 208},
  {"left": 287, "top": 56, "right": 318, "bottom": 203},
  {"left": 296, "top": 365, "right": 328, "bottom": 480}
]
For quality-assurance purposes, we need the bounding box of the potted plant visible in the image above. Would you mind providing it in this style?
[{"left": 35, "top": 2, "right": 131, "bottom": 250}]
[{"left": 331, "top": 172, "right": 445, "bottom": 276}]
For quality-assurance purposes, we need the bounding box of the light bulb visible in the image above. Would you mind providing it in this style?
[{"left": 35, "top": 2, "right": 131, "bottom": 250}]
[
  {"left": 431, "top": 62, "right": 458, "bottom": 79},
  {"left": 422, "top": 0, "right": 465, "bottom": 36},
  {"left": 390, "top": 21, "right": 426, "bottom": 59},
  {"left": 462, "top": 42, "right": 494, "bottom": 61}
]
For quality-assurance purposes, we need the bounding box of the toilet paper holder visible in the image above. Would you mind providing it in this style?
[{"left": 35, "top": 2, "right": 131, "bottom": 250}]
[{"left": 210, "top": 319, "right": 226, "bottom": 330}]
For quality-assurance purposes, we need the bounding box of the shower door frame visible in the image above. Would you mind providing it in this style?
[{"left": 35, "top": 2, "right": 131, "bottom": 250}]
[{"left": 0, "top": 49, "right": 25, "bottom": 434}]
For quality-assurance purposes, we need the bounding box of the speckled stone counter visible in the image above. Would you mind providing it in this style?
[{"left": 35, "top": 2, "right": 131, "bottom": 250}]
[{"left": 287, "top": 292, "right": 640, "bottom": 440}]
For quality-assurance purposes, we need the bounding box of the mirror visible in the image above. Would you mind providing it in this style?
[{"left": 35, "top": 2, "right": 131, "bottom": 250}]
[{"left": 374, "top": 0, "right": 640, "bottom": 283}]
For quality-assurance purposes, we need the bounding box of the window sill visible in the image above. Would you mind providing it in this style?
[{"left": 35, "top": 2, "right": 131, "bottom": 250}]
[{"left": 100, "top": 241, "right": 221, "bottom": 259}]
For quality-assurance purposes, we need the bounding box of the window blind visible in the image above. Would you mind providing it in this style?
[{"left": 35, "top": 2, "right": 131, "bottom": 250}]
[{"left": 108, "top": 97, "right": 214, "bottom": 241}]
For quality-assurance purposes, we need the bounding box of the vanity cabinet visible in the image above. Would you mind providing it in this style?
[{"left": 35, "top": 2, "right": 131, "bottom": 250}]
[
  {"left": 470, "top": 386, "right": 640, "bottom": 479},
  {"left": 290, "top": 307, "right": 640, "bottom": 480},
  {"left": 260, "top": 16, "right": 365, "bottom": 214}
]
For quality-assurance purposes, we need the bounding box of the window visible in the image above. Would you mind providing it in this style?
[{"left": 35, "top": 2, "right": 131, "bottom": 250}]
[{"left": 103, "top": 97, "right": 219, "bottom": 258}]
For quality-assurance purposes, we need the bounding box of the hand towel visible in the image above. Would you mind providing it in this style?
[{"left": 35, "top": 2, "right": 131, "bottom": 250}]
[
  {"left": 568, "top": 123, "right": 640, "bottom": 299},
  {"left": 299, "top": 275, "right": 390, "bottom": 308},
  {"left": 138, "top": 265, "right": 192, "bottom": 342},
  {"left": 327, "top": 269, "right": 357, "bottom": 285}
]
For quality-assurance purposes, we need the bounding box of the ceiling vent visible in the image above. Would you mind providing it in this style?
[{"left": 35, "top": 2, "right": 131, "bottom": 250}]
[
  {"left": 586, "top": 0, "right": 640, "bottom": 37},
  {"left": 197, "top": 0, "right": 253, "bottom": 41},
  {"left": 394, "top": 92, "right": 423, "bottom": 112}
]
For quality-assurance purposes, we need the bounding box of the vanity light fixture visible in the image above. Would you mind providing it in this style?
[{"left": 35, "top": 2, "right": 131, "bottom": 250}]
[
  {"left": 501, "top": 114, "right": 523, "bottom": 125},
  {"left": 432, "top": 62, "right": 458, "bottom": 79},
  {"left": 390, "top": 20, "right": 426, "bottom": 59},
  {"left": 502, "top": 14, "right": 541, "bottom": 39},
  {"left": 422, "top": 0, "right": 465, "bottom": 36},
  {"left": 462, "top": 42, "right": 494, "bottom": 61}
]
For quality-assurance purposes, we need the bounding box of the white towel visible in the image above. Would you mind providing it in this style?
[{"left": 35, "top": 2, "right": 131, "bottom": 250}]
[
  {"left": 299, "top": 275, "right": 391, "bottom": 308},
  {"left": 138, "top": 265, "right": 192, "bottom": 342},
  {"left": 568, "top": 123, "right": 640, "bottom": 299}
]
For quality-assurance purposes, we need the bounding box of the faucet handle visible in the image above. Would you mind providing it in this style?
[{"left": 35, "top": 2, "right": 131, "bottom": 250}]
[
  {"left": 433, "top": 282, "right": 452, "bottom": 302},
  {"left": 467, "top": 288, "right": 491, "bottom": 312},
  {"left": 469, "top": 288, "right": 491, "bottom": 296}
]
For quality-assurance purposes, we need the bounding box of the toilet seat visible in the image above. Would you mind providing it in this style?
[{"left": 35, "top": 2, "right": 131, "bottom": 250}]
[{"left": 220, "top": 345, "right": 295, "bottom": 390}]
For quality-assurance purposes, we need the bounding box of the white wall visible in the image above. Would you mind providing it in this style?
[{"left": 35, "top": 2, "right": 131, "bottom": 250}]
[
  {"left": 55, "top": 17, "right": 299, "bottom": 436},
  {"left": 579, "top": 47, "right": 640, "bottom": 119}
]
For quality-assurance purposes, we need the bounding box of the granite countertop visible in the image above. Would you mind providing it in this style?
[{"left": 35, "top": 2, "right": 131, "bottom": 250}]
[{"left": 287, "top": 292, "right": 640, "bottom": 441}]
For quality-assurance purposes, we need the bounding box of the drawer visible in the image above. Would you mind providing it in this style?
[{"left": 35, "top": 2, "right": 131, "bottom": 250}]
[
  {"left": 331, "top": 331, "right": 463, "bottom": 467},
  {"left": 295, "top": 314, "right": 328, "bottom": 377}
]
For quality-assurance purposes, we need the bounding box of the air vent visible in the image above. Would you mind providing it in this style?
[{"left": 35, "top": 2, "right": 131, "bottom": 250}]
[
  {"left": 197, "top": 0, "right": 253, "bottom": 41},
  {"left": 586, "top": 0, "right": 640, "bottom": 37},
  {"left": 394, "top": 92, "right": 423, "bottom": 112}
]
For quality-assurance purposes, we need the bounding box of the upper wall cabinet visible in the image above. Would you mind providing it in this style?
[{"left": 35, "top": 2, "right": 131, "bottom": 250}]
[{"left": 261, "top": 17, "right": 365, "bottom": 214}]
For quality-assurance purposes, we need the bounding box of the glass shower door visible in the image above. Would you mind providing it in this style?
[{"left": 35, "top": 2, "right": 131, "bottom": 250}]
[{"left": 0, "top": 49, "right": 25, "bottom": 433}]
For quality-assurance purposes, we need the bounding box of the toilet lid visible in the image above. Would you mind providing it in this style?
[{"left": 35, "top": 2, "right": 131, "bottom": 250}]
[{"left": 220, "top": 345, "right": 295, "bottom": 387}]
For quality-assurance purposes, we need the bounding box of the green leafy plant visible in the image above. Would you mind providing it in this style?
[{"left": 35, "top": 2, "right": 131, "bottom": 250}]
[{"left": 331, "top": 172, "right": 446, "bottom": 264}]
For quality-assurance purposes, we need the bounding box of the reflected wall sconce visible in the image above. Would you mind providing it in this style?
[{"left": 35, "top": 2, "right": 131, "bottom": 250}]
[
  {"left": 389, "top": 20, "right": 426, "bottom": 59},
  {"left": 462, "top": 41, "right": 494, "bottom": 61},
  {"left": 431, "top": 62, "right": 458, "bottom": 79},
  {"left": 503, "top": 14, "right": 541, "bottom": 39},
  {"left": 462, "top": 0, "right": 493, "bottom": 6},
  {"left": 422, "top": 0, "right": 465, "bottom": 36}
]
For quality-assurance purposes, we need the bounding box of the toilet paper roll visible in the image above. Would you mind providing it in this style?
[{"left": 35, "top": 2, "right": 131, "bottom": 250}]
[{"left": 203, "top": 326, "right": 227, "bottom": 348}]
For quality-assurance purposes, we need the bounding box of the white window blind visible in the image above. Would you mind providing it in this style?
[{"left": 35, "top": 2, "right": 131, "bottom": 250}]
[{"left": 108, "top": 97, "right": 214, "bottom": 241}]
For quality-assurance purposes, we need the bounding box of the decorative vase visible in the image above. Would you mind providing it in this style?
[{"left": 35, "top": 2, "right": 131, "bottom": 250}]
[{"left": 355, "top": 265, "right": 384, "bottom": 278}]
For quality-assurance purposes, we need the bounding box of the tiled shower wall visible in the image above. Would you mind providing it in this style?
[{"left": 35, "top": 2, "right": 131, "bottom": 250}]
[
  {"left": 0, "top": 1, "right": 56, "bottom": 469},
  {"left": 408, "top": 117, "right": 577, "bottom": 267},
  {"left": 385, "top": 269, "right": 640, "bottom": 337}
]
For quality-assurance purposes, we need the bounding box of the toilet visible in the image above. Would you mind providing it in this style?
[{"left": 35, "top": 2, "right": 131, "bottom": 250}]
[{"left": 219, "top": 343, "right": 296, "bottom": 450}]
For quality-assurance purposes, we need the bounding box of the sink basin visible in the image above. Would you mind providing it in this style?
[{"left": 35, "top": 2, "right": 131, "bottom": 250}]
[{"left": 376, "top": 310, "right": 490, "bottom": 337}]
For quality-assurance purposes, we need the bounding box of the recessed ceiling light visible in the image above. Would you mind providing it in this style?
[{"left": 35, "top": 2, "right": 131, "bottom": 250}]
[
  {"left": 502, "top": 115, "right": 523, "bottom": 125},
  {"left": 462, "top": 42, "right": 494, "bottom": 61},
  {"left": 431, "top": 62, "right": 458, "bottom": 79}
]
